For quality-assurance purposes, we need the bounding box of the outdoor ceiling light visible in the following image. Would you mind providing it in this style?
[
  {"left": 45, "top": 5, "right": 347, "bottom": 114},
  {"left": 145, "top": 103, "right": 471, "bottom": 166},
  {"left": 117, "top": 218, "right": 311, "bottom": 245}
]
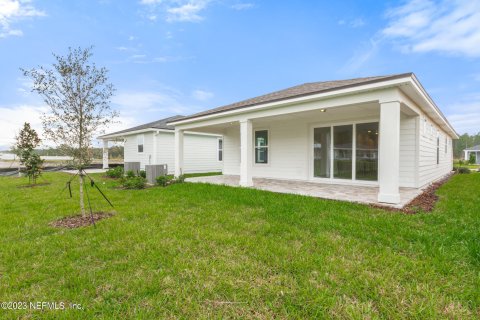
[{"left": 320, "top": 109, "right": 326, "bottom": 112}]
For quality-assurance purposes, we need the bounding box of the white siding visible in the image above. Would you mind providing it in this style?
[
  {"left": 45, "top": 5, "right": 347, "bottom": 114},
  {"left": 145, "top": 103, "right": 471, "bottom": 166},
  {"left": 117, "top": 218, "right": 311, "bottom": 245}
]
[
  {"left": 123, "top": 131, "right": 222, "bottom": 174},
  {"left": 223, "top": 126, "right": 240, "bottom": 175},
  {"left": 418, "top": 113, "right": 453, "bottom": 187},
  {"left": 399, "top": 114, "right": 417, "bottom": 187},
  {"left": 184, "top": 134, "right": 223, "bottom": 173},
  {"left": 124, "top": 132, "right": 154, "bottom": 169},
  {"left": 251, "top": 120, "right": 309, "bottom": 179}
]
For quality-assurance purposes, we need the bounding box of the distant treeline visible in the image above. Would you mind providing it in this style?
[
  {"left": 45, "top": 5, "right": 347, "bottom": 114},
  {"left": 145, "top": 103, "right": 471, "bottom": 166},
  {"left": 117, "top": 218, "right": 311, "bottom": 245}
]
[
  {"left": 33, "top": 146, "right": 124, "bottom": 159},
  {"left": 454, "top": 132, "right": 480, "bottom": 158}
]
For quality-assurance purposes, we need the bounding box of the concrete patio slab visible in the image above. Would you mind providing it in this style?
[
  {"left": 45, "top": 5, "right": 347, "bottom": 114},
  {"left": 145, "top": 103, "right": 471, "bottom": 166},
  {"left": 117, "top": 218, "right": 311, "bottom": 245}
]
[{"left": 186, "top": 175, "right": 422, "bottom": 208}]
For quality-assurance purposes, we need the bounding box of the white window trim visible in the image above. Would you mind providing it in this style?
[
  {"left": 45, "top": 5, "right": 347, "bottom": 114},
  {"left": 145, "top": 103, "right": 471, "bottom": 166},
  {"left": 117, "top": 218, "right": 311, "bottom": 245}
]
[
  {"left": 254, "top": 129, "right": 269, "bottom": 166},
  {"left": 217, "top": 137, "right": 223, "bottom": 162},
  {"left": 137, "top": 134, "right": 144, "bottom": 154}
]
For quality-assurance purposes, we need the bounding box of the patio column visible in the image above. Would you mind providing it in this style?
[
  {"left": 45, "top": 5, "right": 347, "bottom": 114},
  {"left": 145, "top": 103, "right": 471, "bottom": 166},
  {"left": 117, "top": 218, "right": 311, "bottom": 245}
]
[
  {"left": 378, "top": 100, "right": 401, "bottom": 204},
  {"left": 464, "top": 150, "right": 469, "bottom": 161},
  {"left": 239, "top": 119, "right": 253, "bottom": 187},
  {"left": 174, "top": 128, "right": 184, "bottom": 177},
  {"left": 102, "top": 140, "right": 109, "bottom": 169}
]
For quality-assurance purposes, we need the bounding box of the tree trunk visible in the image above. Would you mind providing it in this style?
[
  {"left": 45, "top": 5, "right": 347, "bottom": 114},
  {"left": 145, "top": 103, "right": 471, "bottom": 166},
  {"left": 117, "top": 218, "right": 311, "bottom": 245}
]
[{"left": 79, "top": 171, "right": 86, "bottom": 217}]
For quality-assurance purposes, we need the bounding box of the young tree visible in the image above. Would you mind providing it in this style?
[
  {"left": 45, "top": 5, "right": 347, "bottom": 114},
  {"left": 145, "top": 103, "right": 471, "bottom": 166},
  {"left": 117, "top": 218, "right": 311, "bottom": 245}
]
[
  {"left": 13, "top": 122, "right": 44, "bottom": 184},
  {"left": 22, "top": 47, "right": 117, "bottom": 216}
]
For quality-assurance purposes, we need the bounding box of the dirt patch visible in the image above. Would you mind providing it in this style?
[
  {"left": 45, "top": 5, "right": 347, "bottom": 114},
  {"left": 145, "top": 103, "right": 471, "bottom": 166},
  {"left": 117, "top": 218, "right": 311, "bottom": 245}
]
[
  {"left": 49, "top": 212, "right": 114, "bottom": 229},
  {"left": 372, "top": 173, "right": 453, "bottom": 214},
  {"left": 17, "top": 182, "right": 51, "bottom": 189}
]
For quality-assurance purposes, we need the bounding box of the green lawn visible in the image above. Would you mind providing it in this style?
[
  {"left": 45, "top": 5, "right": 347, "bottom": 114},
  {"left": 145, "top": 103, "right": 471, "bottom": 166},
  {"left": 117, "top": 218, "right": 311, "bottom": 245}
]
[{"left": 0, "top": 172, "right": 479, "bottom": 319}]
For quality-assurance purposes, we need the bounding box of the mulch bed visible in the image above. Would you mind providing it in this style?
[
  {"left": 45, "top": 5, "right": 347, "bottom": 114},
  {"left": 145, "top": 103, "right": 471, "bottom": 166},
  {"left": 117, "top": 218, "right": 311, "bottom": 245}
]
[
  {"left": 372, "top": 173, "right": 454, "bottom": 214},
  {"left": 17, "top": 182, "right": 51, "bottom": 189},
  {"left": 49, "top": 212, "right": 114, "bottom": 229}
]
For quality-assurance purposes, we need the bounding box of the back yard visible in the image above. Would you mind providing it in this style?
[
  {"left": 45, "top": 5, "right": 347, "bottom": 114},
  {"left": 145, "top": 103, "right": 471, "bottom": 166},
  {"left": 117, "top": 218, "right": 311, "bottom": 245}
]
[{"left": 0, "top": 172, "right": 479, "bottom": 319}]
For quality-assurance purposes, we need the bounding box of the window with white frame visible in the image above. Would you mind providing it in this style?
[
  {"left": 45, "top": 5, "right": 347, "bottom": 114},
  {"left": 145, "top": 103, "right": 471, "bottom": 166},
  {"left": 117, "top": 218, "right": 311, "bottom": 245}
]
[
  {"left": 254, "top": 130, "right": 268, "bottom": 164},
  {"left": 218, "top": 138, "right": 223, "bottom": 161},
  {"left": 137, "top": 134, "right": 144, "bottom": 153},
  {"left": 436, "top": 134, "right": 440, "bottom": 164}
]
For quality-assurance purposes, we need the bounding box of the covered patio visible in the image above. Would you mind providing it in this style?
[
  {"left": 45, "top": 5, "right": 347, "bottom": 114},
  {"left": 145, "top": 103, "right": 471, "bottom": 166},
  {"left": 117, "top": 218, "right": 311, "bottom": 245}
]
[{"left": 186, "top": 175, "right": 422, "bottom": 208}]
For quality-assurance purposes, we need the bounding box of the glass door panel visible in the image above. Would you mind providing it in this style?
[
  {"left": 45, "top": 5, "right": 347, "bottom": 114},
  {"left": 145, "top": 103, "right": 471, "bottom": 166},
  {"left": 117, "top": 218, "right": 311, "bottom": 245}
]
[
  {"left": 333, "top": 125, "right": 352, "bottom": 179},
  {"left": 356, "top": 122, "right": 378, "bottom": 181},
  {"left": 313, "top": 127, "right": 331, "bottom": 178}
]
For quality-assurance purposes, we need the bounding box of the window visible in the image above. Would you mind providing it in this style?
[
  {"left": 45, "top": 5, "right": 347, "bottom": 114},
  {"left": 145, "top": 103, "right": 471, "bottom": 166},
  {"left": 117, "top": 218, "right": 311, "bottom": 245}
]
[
  {"left": 254, "top": 130, "right": 268, "bottom": 164},
  {"left": 436, "top": 135, "right": 440, "bottom": 164},
  {"left": 137, "top": 134, "right": 144, "bottom": 153},
  {"left": 445, "top": 136, "right": 448, "bottom": 153},
  {"left": 218, "top": 138, "right": 223, "bottom": 161},
  {"left": 356, "top": 122, "right": 379, "bottom": 181}
]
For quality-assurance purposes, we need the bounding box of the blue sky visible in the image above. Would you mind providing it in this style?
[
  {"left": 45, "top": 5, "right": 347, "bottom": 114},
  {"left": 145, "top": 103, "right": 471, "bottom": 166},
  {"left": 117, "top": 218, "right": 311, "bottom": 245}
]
[{"left": 0, "top": 0, "right": 479, "bottom": 149}]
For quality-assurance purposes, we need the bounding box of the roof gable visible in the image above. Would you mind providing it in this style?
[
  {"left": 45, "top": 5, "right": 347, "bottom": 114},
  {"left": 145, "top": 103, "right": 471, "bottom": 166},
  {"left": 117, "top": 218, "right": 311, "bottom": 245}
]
[{"left": 99, "top": 115, "right": 184, "bottom": 138}]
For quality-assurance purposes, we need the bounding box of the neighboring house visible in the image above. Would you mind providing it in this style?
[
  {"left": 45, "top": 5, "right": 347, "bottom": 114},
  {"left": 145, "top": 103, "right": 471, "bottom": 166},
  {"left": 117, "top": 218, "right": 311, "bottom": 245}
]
[
  {"left": 464, "top": 145, "right": 480, "bottom": 164},
  {"left": 169, "top": 73, "right": 458, "bottom": 205},
  {"left": 98, "top": 115, "right": 223, "bottom": 174}
]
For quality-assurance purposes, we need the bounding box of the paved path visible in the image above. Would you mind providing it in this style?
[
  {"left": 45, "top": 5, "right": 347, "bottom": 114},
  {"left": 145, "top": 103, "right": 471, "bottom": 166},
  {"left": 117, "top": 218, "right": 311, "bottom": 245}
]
[{"left": 186, "top": 175, "right": 422, "bottom": 209}]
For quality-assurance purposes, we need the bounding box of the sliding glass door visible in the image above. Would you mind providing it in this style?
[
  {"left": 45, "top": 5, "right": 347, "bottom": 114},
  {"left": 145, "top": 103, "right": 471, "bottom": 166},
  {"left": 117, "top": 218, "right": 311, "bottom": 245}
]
[{"left": 313, "top": 122, "right": 378, "bottom": 182}]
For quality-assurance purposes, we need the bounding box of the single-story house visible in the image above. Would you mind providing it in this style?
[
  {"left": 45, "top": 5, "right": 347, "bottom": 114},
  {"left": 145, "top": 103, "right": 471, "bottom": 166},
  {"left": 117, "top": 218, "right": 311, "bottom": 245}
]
[
  {"left": 464, "top": 145, "right": 480, "bottom": 164},
  {"left": 168, "top": 73, "right": 458, "bottom": 205},
  {"left": 98, "top": 115, "right": 223, "bottom": 174}
]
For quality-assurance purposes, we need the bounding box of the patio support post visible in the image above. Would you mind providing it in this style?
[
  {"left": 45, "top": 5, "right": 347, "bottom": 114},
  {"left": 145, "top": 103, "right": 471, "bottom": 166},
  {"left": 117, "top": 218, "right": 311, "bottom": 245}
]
[
  {"left": 174, "top": 128, "right": 184, "bottom": 177},
  {"left": 239, "top": 119, "right": 253, "bottom": 187},
  {"left": 102, "top": 140, "right": 109, "bottom": 169},
  {"left": 378, "top": 100, "right": 401, "bottom": 204}
]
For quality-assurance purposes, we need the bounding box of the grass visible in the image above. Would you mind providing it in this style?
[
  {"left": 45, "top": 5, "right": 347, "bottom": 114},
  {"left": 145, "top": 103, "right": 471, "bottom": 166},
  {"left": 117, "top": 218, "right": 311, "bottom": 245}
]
[{"left": 0, "top": 172, "right": 479, "bottom": 319}]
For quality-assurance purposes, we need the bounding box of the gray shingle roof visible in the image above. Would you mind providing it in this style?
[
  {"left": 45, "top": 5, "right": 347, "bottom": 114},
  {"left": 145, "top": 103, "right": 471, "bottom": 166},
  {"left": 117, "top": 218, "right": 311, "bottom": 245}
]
[
  {"left": 170, "top": 73, "right": 413, "bottom": 123},
  {"left": 100, "top": 115, "right": 185, "bottom": 138},
  {"left": 465, "top": 145, "right": 480, "bottom": 151}
]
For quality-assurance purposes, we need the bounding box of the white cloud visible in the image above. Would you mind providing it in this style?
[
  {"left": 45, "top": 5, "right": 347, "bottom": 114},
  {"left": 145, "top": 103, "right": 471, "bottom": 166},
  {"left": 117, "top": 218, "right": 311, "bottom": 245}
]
[
  {"left": 0, "top": 104, "right": 47, "bottom": 148},
  {"left": 445, "top": 96, "right": 480, "bottom": 134},
  {"left": 231, "top": 3, "right": 254, "bottom": 10},
  {"left": 192, "top": 89, "right": 213, "bottom": 101},
  {"left": 338, "top": 17, "right": 365, "bottom": 28},
  {"left": 112, "top": 90, "right": 192, "bottom": 116},
  {"left": 166, "top": 1, "right": 209, "bottom": 22},
  {"left": 139, "top": 0, "right": 211, "bottom": 23},
  {"left": 382, "top": 0, "right": 480, "bottom": 57},
  {"left": 0, "top": 0, "right": 45, "bottom": 38}
]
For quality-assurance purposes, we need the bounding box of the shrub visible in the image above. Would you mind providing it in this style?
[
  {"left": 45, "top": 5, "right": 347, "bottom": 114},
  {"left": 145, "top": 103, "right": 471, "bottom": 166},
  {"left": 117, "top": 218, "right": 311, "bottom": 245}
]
[
  {"left": 457, "top": 167, "right": 471, "bottom": 174},
  {"left": 176, "top": 174, "right": 186, "bottom": 183},
  {"left": 156, "top": 175, "right": 172, "bottom": 187},
  {"left": 122, "top": 176, "right": 146, "bottom": 189},
  {"left": 105, "top": 166, "right": 124, "bottom": 179},
  {"left": 139, "top": 170, "right": 146, "bottom": 178},
  {"left": 125, "top": 170, "right": 136, "bottom": 178},
  {"left": 469, "top": 153, "right": 476, "bottom": 165}
]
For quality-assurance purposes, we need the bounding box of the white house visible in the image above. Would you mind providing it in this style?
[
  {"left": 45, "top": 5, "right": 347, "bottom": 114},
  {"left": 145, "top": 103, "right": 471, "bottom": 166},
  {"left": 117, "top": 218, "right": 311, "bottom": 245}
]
[
  {"left": 169, "top": 73, "right": 458, "bottom": 205},
  {"left": 464, "top": 145, "right": 480, "bottom": 164},
  {"left": 99, "top": 115, "right": 223, "bottom": 174}
]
